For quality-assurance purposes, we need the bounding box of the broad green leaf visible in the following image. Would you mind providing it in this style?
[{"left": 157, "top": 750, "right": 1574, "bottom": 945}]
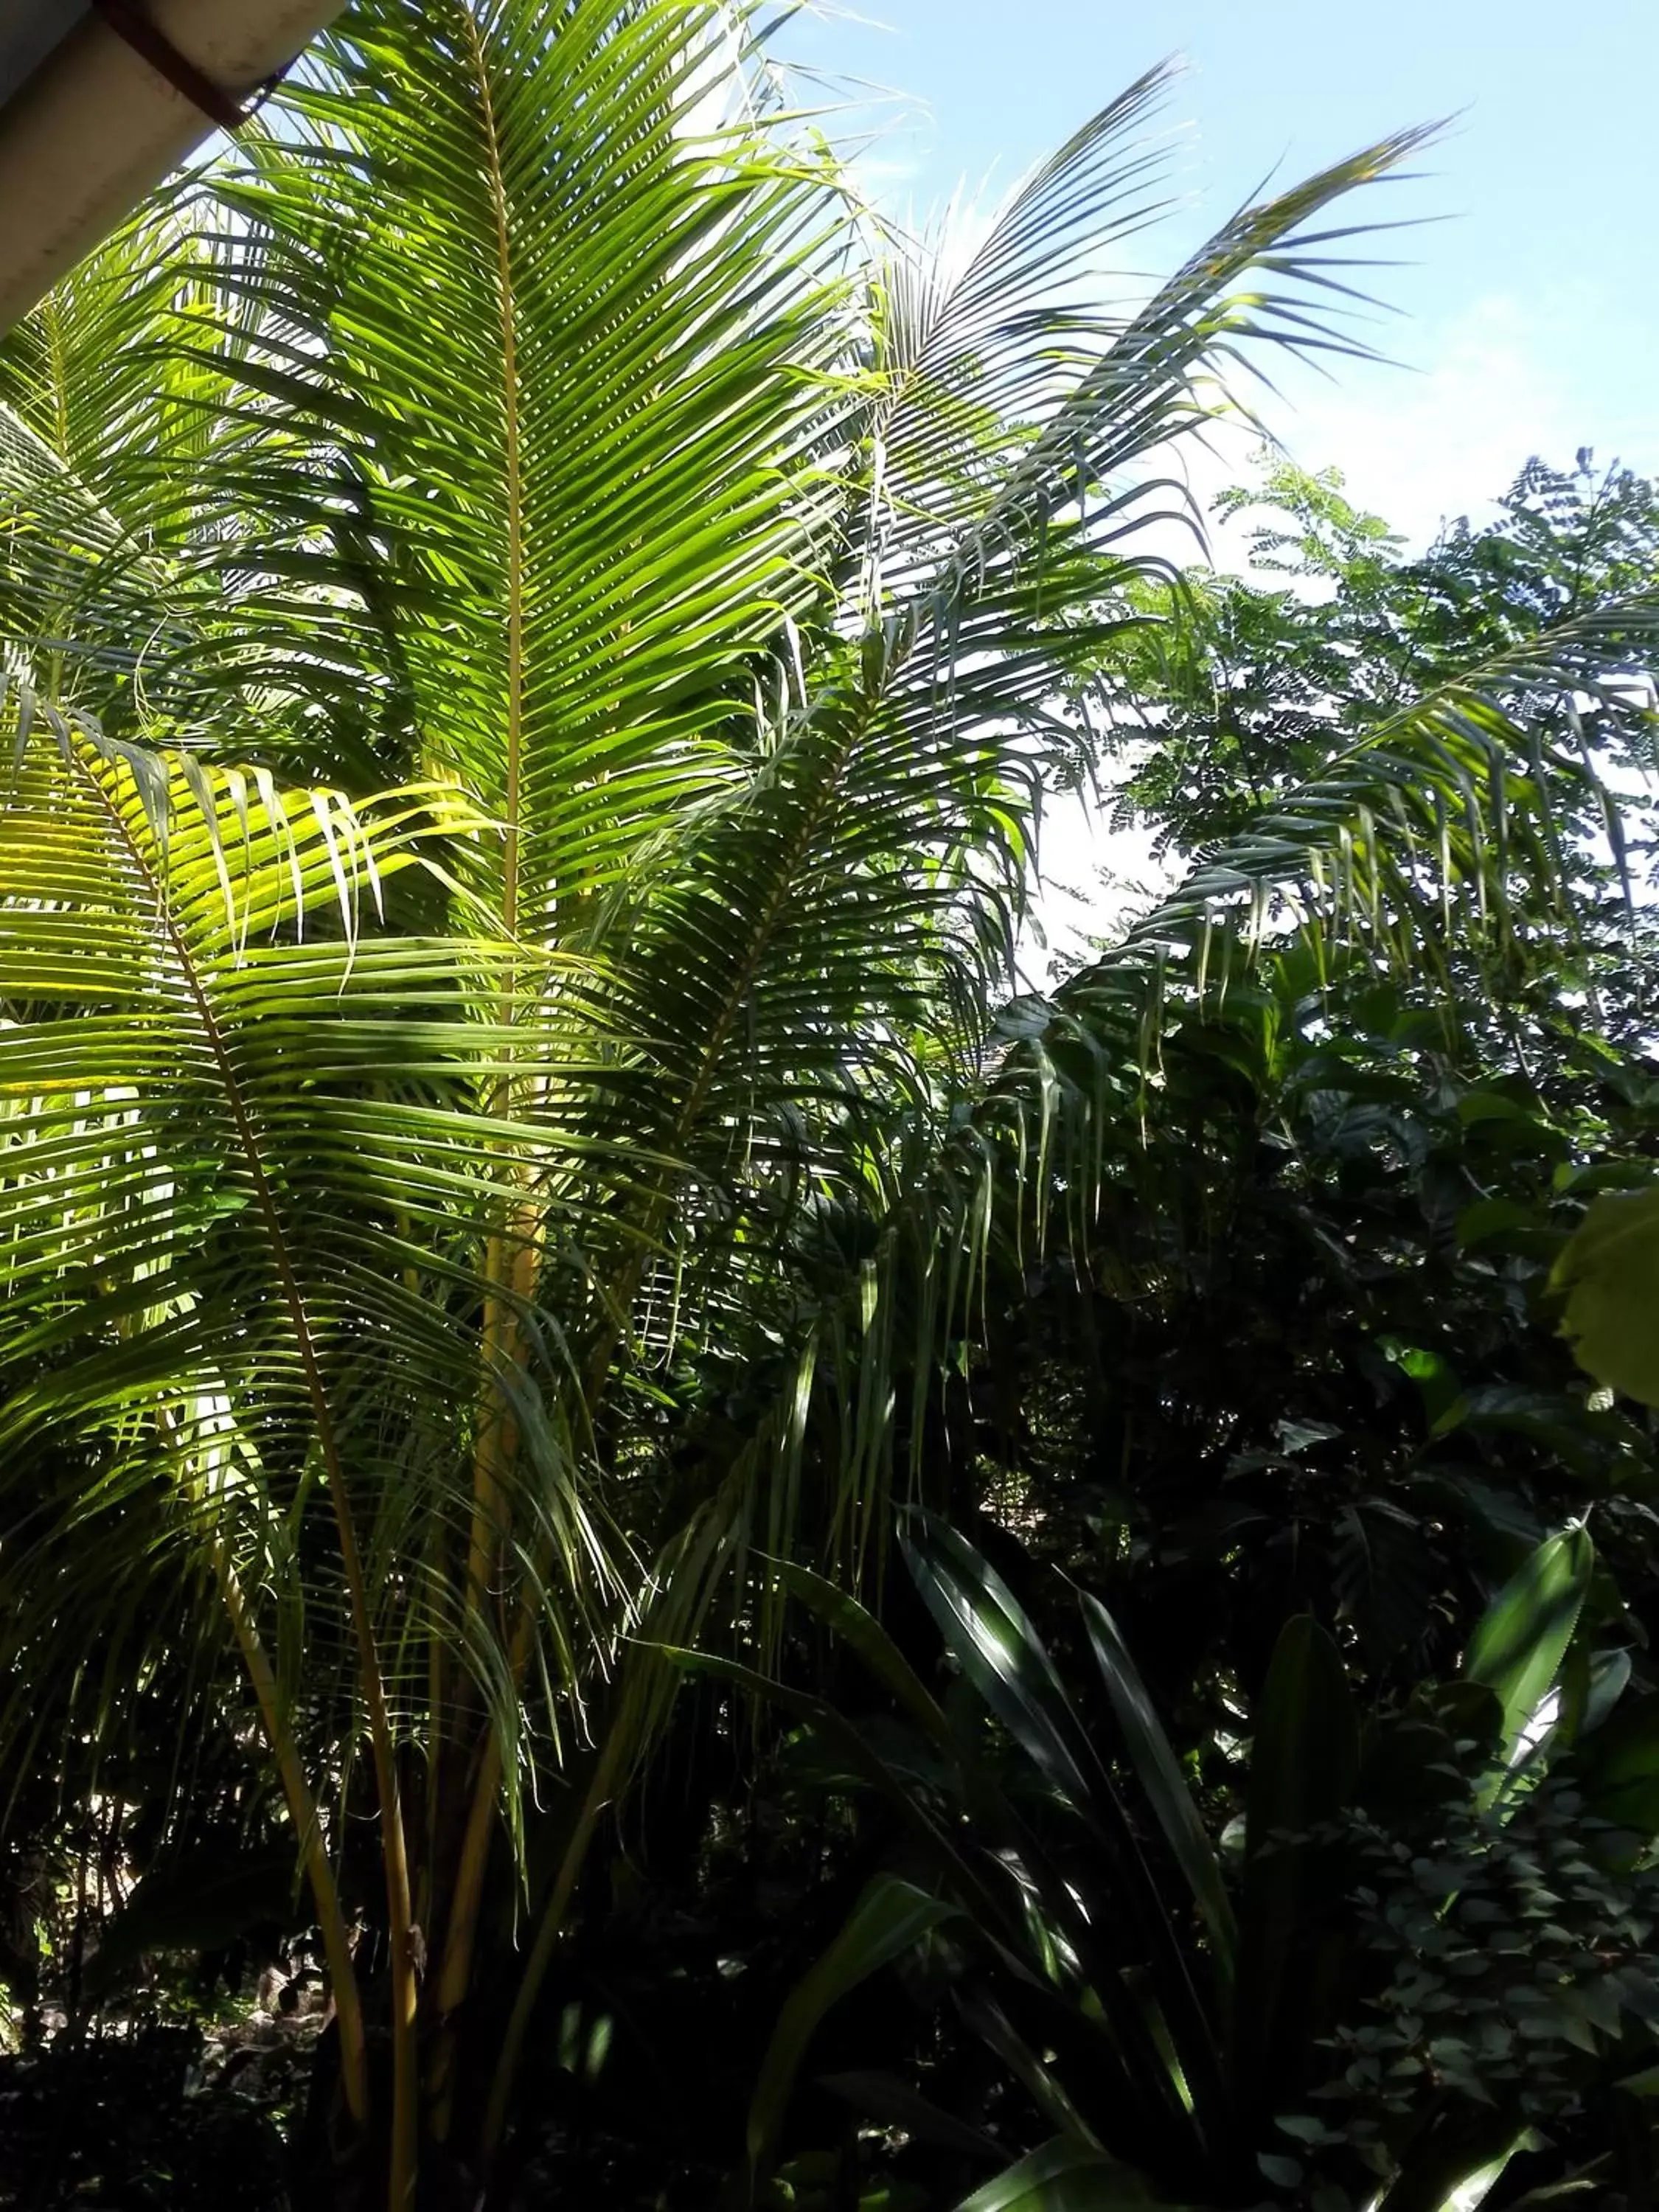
[
  {"left": 1455, "top": 1196, "right": 1540, "bottom": 1248},
  {"left": 1573, "top": 1695, "right": 1659, "bottom": 1857},
  {"left": 1553, "top": 1184, "right": 1659, "bottom": 1405},
  {"left": 1079, "top": 1590, "right": 1237, "bottom": 1990},
  {"left": 955, "top": 2138, "right": 1180, "bottom": 2211},
  {"left": 1234, "top": 1615, "right": 1358, "bottom": 2112},
  {"left": 1372, "top": 2115, "right": 1528, "bottom": 2212},
  {"left": 1554, "top": 1644, "right": 1631, "bottom": 1748},
  {"left": 748, "top": 1876, "right": 957, "bottom": 2182},
  {"left": 1430, "top": 2145, "right": 1519, "bottom": 2212},
  {"left": 900, "top": 1511, "right": 1090, "bottom": 1804},
  {"left": 773, "top": 1559, "right": 953, "bottom": 1745},
  {"left": 1244, "top": 1615, "right": 1359, "bottom": 1860},
  {"left": 1462, "top": 1527, "right": 1593, "bottom": 1767}
]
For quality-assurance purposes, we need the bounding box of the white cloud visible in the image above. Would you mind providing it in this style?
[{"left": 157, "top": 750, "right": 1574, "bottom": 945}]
[
  {"left": 1023, "top": 793, "right": 1178, "bottom": 989},
  {"left": 1249, "top": 292, "right": 1658, "bottom": 551}
]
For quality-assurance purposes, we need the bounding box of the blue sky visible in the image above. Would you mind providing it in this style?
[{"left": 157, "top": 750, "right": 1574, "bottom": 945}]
[{"left": 779, "top": 0, "right": 1659, "bottom": 548}]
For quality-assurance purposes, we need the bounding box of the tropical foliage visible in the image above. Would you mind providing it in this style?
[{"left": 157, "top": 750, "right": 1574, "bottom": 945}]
[
  {"left": 1096, "top": 451, "right": 1659, "bottom": 858},
  {"left": 730, "top": 1514, "right": 1659, "bottom": 2212},
  {"left": 1, "top": 0, "right": 1658, "bottom": 2206}
]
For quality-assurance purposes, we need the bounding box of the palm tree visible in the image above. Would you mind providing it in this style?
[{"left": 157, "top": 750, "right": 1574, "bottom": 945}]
[{"left": 1, "top": 1, "right": 1651, "bottom": 2200}]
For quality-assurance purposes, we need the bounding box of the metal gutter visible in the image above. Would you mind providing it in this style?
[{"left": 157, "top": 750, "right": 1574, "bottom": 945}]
[{"left": 0, "top": 0, "right": 347, "bottom": 333}]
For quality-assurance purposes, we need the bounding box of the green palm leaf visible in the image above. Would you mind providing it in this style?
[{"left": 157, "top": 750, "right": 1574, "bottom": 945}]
[{"left": 4, "top": 4, "right": 1626, "bottom": 2194}]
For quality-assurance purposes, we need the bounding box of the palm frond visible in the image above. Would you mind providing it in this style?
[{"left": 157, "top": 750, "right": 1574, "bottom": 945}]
[
  {"left": 4, "top": 5, "right": 1615, "bottom": 2182},
  {"left": 0, "top": 684, "right": 630, "bottom": 1753}
]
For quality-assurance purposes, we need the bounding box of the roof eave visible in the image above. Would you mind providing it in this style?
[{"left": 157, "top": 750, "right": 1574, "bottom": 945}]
[{"left": 0, "top": 0, "right": 344, "bottom": 334}]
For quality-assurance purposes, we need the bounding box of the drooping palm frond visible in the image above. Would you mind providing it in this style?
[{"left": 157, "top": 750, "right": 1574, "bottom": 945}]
[
  {"left": 1, "top": 14, "right": 863, "bottom": 2171},
  {"left": 599, "top": 125, "right": 1438, "bottom": 1114},
  {"left": 0, "top": 674, "right": 649, "bottom": 1823},
  {"left": 567, "top": 116, "right": 1449, "bottom": 1557},
  {"left": 1105, "top": 598, "right": 1659, "bottom": 983},
  {"left": 839, "top": 66, "right": 1180, "bottom": 599},
  {"left": 0, "top": 204, "right": 254, "bottom": 728},
  {"left": 0, "top": 7, "right": 1446, "bottom": 1501},
  {"left": 0, "top": 672, "right": 649, "bottom": 2168}
]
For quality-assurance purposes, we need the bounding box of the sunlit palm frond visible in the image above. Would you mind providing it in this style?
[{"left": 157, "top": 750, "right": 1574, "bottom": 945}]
[
  {"left": 591, "top": 112, "right": 1444, "bottom": 1349},
  {"left": 153, "top": 0, "right": 859, "bottom": 916},
  {"left": 0, "top": 682, "right": 631, "bottom": 1753}
]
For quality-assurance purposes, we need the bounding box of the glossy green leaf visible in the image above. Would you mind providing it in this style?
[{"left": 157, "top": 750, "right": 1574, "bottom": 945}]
[
  {"left": 1079, "top": 1590, "right": 1237, "bottom": 1990},
  {"left": 748, "top": 1876, "right": 958, "bottom": 2183},
  {"left": 1371, "top": 2115, "right": 1526, "bottom": 2212},
  {"left": 1555, "top": 1644, "right": 1631, "bottom": 1749},
  {"left": 1553, "top": 1183, "right": 1659, "bottom": 1406},
  {"left": 900, "top": 1512, "right": 1090, "bottom": 1804},
  {"left": 956, "top": 2138, "right": 1178, "bottom": 2211},
  {"left": 773, "top": 1559, "right": 953, "bottom": 1745},
  {"left": 1244, "top": 1615, "right": 1360, "bottom": 1859},
  {"left": 1454, "top": 1196, "right": 1540, "bottom": 1249},
  {"left": 1462, "top": 1526, "right": 1594, "bottom": 1766}
]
